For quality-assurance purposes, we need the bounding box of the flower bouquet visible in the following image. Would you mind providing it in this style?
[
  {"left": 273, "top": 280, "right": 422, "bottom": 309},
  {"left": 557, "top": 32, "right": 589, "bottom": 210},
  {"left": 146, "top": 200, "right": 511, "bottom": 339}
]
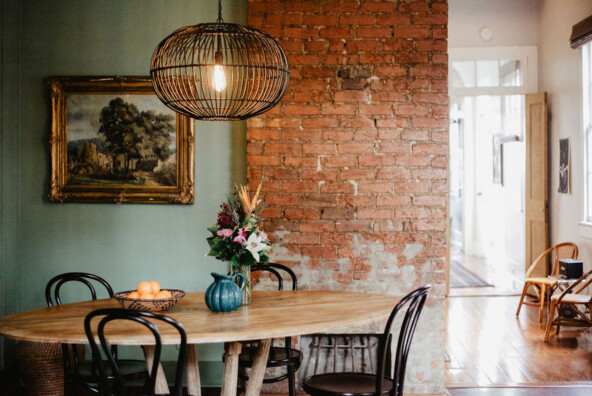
[{"left": 206, "top": 182, "right": 271, "bottom": 303}]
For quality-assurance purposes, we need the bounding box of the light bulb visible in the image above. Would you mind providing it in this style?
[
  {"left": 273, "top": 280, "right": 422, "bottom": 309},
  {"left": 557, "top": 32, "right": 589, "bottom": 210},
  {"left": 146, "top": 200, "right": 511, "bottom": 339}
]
[{"left": 213, "top": 65, "right": 227, "bottom": 92}]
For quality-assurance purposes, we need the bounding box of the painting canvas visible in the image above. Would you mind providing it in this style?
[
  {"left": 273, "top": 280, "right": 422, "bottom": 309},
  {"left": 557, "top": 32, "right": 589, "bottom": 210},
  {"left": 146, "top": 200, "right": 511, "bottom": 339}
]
[
  {"left": 49, "top": 77, "right": 194, "bottom": 204},
  {"left": 558, "top": 138, "right": 570, "bottom": 194}
]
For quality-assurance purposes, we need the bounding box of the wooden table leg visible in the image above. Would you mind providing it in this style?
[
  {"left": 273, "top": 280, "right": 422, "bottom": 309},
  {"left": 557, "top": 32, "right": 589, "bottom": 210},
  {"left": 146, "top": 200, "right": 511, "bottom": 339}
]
[
  {"left": 245, "top": 339, "right": 271, "bottom": 396},
  {"left": 142, "top": 345, "right": 170, "bottom": 395},
  {"left": 186, "top": 344, "right": 202, "bottom": 396},
  {"left": 221, "top": 342, "right": 242, "bottom": 396}
]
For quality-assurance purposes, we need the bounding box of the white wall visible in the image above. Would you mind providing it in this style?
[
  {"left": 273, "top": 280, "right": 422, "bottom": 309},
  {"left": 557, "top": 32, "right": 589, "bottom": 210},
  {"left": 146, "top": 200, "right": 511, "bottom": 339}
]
[
  {"left": 540, "top": 0, "right": 592, "bottom": 270},
  {"left": 449, "top": 0, "right": 541, "bottom": 48}
]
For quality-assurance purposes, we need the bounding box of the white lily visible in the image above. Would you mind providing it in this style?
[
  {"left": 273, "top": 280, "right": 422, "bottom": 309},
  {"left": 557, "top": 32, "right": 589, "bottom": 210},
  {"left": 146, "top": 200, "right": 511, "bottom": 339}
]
[{"left": 244, "top": 233, "right": 268, "bottom": 262}]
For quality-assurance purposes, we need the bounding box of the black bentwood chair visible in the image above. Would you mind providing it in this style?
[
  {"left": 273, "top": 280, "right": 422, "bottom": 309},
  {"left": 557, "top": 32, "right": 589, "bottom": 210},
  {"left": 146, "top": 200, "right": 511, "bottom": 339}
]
[
  {"left": 46, "top": 272, "right": 147, "bottom": 395},
  {"left": 85, "top": 308, "right": 187, "bottom": 396},
  {"left": 303, "top": 285, "right": 431, "bottom": 396},
  {"left": 237, "top": 263, "right": 302, "bottom": 396}
]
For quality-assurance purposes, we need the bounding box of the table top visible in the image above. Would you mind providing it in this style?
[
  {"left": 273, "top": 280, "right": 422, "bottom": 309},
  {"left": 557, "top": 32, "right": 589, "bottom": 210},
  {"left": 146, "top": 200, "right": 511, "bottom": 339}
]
[{"left": 0, "top": 290, "right": 399, "bottom": 345}]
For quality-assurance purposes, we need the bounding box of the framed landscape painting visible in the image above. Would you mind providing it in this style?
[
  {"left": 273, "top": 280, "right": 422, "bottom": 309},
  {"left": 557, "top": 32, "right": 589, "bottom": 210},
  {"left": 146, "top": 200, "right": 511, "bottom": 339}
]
[{"left": 49, "top": 76, "right": 194, "bottom": 204}]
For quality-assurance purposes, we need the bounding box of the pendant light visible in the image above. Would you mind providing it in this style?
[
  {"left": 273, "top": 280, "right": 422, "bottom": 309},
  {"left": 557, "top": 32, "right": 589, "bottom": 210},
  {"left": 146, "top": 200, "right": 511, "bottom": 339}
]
[{"left": 150, "top": 0, "right": 290, "bottom": 121}]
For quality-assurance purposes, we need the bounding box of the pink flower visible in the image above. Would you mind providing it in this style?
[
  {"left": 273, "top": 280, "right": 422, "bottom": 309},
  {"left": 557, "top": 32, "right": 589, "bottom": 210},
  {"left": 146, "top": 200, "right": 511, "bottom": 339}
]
[
  {"left": 217, "top": 229, "right": 233, "bottom": 238},
  {"left": 233, "top": 230, "right": 247, "bottom": 243},
  {"left": 258, "top": 231, "right": 268, "bottom": 241}
]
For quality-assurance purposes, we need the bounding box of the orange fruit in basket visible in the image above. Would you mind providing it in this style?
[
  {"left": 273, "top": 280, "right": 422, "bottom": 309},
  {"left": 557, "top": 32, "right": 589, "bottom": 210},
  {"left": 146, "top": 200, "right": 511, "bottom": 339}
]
[
  {"left": 127, "top": 291, "right": 140, "bottom": 299},
  {"left": 156, "top": 290, "right": 172, "bottom": 299},
  {"left": 149, "top": 281, "right": 161, "bottom": 294},
  {"left": 139, "top": 293, "right": 155, "bottom": 300},
  {"left": 137, "top": 281, "right": 152, "bottom": 295}
]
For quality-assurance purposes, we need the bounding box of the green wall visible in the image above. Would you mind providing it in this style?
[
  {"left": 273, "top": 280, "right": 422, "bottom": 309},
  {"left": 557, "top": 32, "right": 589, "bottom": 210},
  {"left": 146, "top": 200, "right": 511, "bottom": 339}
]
[{"left": 0, "top": 0, "right": 247, "bottom": 382}]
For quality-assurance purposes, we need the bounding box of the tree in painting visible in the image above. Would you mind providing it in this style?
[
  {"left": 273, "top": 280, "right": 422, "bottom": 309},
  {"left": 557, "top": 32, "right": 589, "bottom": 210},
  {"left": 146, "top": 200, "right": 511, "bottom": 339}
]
[{"left": 98, "top": 98, "right": 174, "bottom": 176}]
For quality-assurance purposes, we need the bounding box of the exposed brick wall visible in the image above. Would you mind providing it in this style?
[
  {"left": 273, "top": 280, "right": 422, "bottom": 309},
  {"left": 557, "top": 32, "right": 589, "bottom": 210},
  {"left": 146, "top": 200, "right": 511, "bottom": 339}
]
[{"left": 247, "top": 1, "right": 448, "bottom": 394}]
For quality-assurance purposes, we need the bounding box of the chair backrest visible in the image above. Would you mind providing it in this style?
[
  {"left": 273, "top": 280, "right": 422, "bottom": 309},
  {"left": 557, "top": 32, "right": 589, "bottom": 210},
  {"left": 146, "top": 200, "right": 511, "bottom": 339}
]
[
  {"left": 45, "top": 272, "right": 114, "bottom": 307},
  {"left": 525, "top": 242, "right": 578, "bottom": 278},
  {"left": 84, "top": 308, "right": 187, "bottom": 396},
  {"left": 251, "top": 262, "right": 298, "bottom": 291},
  {"left": 375, "top": 285, "right": 431, "bottom": 396}
]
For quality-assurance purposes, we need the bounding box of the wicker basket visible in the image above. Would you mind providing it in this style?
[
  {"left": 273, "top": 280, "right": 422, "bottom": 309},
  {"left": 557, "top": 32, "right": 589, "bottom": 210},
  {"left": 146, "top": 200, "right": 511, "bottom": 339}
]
[{"left": 15, "top": 341, "right": 64, "bottom": 396}]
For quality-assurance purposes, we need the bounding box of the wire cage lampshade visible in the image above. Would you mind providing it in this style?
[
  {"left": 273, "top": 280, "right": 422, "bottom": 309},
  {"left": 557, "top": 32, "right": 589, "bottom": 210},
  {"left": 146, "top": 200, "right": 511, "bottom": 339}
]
[{"left": 150, "top": 2, "right": 289, "bottom": 121}]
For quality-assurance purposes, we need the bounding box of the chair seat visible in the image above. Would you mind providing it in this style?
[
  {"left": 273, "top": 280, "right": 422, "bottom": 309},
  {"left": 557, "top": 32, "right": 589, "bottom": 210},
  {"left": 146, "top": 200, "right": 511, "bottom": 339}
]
[
  {"left": 75, "top": 359, "right": 147, "bottom": 381},
  {"left": 303, "top": 373, "right": 393, "bottom": 396},
  {"left": 239, "top": 346, "right": 302, "bottom": 368},
  {"left": 551, "top": 294, "right": 592, "bottom": 304},
  {"left": 525, "top": 277, "right": 558, "bottom": 285}
]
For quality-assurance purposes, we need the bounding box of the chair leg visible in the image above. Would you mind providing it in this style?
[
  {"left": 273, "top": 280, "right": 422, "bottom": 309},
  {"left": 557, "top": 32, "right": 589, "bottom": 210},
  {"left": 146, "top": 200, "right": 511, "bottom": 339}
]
[
  {"left": 544, "top": 301, "right": 556, "bottom": 342},
  {"left": 516, "top": 282, "right": 529, "bottom": 316},
  {"left": 287, "top": 365, "right": 296, "bottom": 396},
  {"left": 538, "top": 284, "right": 546, "bottom": 322}
]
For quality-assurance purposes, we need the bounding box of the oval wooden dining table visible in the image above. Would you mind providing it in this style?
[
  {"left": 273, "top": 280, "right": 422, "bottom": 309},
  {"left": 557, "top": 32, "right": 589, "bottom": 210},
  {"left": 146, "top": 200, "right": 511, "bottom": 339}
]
[{"left": 0, "top": 290, "right": 399, "bottom": 396}]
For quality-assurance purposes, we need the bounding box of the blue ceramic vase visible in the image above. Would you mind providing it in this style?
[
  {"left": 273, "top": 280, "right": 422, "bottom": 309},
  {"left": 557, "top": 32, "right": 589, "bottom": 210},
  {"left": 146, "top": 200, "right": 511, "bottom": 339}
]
[{"left": 204, "top": 272, "right": 245, "bottom": 313}]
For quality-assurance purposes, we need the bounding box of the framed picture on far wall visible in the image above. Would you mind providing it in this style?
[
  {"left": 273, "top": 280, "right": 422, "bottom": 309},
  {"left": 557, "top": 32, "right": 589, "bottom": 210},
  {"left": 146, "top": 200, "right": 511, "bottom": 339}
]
[
  {"left": 48, "top": 76, "right": 194, "bottom": 204},
  {"left": 558, "top": 137, "right": 570, "bottom": 194}
]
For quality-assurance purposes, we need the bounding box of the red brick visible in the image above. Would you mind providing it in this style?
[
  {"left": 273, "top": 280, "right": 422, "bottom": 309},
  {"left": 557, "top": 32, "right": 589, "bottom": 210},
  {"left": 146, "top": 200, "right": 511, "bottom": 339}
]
[
  {"left": 395, "top": 155, "right": 431, "bottom": 166},
  {"left": 322, "top": 131, "right": 355, "bottom": 141},
  {"left": 414, "top": 14, "right": 447, "bottom": 26},
  {"left": 413, "top": 196, "right": 446, "bottom": 207},
  {"left": 304, "top": 14, "right": 338, "bottom": 26},
  {"left": 302, "top": 143, "right": 335, "bottom": 154},
  {"left": 285, "top": 208, "right": 321, "bottom": 220},
  {"left": 357, "top": 27, "right": 392, "bottom": 38},
  {"left": 335, "top": 220, "right": 372, "bottom": 232},
  {"left": 284, "top": 104, "right": 320, "bottom": 115},
  {"left": 357, "top": 208, "right": 392, "bottom": 220},
  {"left": 320, "top": 27, "right": 354, "bottom": 39},
  {"left": 336, "top": 195, "right": 376, "bottom": 207},
  {"left": 284, "top": 233, "right": 320, "bottom": 245},
  {"left": 396, "top": 105, "right": 429, "bottom": 117},
  {"left": 305, "top": 41, "right": 326, "bottom": 52},
  {"left": 265, "top": 143, "right": 301, "bottom": 154},
  {"left": 323, "top": 2, "right": 358, "bottom": 12},
  {"left": 374, "top": 65, "right": 408, "bottom": 77},
  {"left": 412, "top": 117, "right": 448, "bottom": 128},
  {"left": 359, "top": 104, "right": 392, "bottom": 115},
  {"left": 376, "top": 14, "right": 411, "bottom": 26},
  {"left": 416, "top": 39, "right": 447, "bottom": 52},
  {"left": 321, "top": 156, "right": 357, "bottom": 168},
  {"left": 345, "top": 40, "right": 383, "bottom": 52},
  {"left": 283, "top": 130, "right": 322, "bottom": 142},
  {"left": 285, "top": 1, "right": 319, "bottom": 12},
  {"left": 287, "top": 54, "right": 321, "bottom": 65},
  {"left": 338, "top": 143, "right": 375, "bottom": 154},
  {"left": 413, "top": 92, "right": 449, "bottom": 105},
  {"left": 359, "top": 155, "right": 395, "bottom": 166},
  {"left": 301, "top": 246, "right": 336, "bottom": 259},
  {"left": 321, "top": 104, "right": 357, "bottom": 115},
  {"left": 376, "top": 167, "right": 412, "bottom": 180},
  {"left": 265, "top": 193, "right": 300, "bottom": 206},
  {"left": 320, "top": 182, "right": 356, "bottom": 194},
  {"left": 353, "top": 129, "right": 378, "bottom": 141},
  {"left": 402, "top": 130, "right": 430, "bottom": 141},
  {"left": 395, "top": 182, "right": 431, "bottom": 194},
  {"left": 358, "top": 182, "right": 393, "bottom": 194},
  {"left": 302, "top": 170, "right": 338, "bottom": 181},
  {"left": 283, "top": 27, "right": 319, "bottom": 39},
  {"left": 282, "top": 181, "right": 318, "bottom": 193},
  {"left": 248, "top": 128, "right": 282, "bottom": 141},
  {"left": 413, "top": 143, "right": 447, "bottom": 155},
  {"left": 284, "top": 157, "right": 317, "bottom": 168},
  {"left": 379, "top": 143, "right": 411, "bottom": 154},
  {"left": 340, "top": 169, "right": 377, "bottom": 180},
  {"left": 302, "top": 195, "right": 337, "bottom": 207},
  {"left": 300, "top": 220, "right": 336, "bottom": 233},
  {"left": 267, "top": 13, "right": 303, "bottom": 25},
  {"left": 321, "top": 207, "right": 355, "bottom": 220},
  {"left": 334, "top": 91, "right": 368, "bottom": 102},
  {"left": 414, "top": 220, "right": 446, "bottom": 232},
  {"left": 248, "top": 155, "right": 282, "bottom": 167},
  {"left": 302, "top": 118, "right": 339, "bottom": 129},
  {"left": 339, "top": 14, "right": 375, "bottom": 25},
  {"left": 377, "top": 195, "right": 412, "bottom": 206},
  {"left": 361, "top": 1, "right": 396, "bottom": 12},
  {"left": 394, "top": 208, "right": 429, "bottom": 219},
  {"left": 394, "top": 27, "right": 431, "bottom": 39},
  {"left": 321, "top": 234, "right": 354, "bottom": 246}
]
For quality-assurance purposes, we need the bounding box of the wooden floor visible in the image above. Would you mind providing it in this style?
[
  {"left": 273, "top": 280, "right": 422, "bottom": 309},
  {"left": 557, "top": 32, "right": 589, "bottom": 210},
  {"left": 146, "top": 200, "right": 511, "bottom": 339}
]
[{"left": 446, "top": 295, "right": 592, "bottom": 387}]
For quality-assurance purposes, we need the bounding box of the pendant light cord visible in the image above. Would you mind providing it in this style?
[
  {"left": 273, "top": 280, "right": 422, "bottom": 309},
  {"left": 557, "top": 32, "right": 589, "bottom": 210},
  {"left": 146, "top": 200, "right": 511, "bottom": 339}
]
[{"left": 217, "top": 0, "right": 223, "bottom": 23}]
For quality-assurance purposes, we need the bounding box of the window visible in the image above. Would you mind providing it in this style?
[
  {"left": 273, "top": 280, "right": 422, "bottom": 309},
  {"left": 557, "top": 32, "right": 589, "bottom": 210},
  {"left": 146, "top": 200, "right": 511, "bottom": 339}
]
[{"left": 583, "top": 42, "right": 592, "bottom": 221}]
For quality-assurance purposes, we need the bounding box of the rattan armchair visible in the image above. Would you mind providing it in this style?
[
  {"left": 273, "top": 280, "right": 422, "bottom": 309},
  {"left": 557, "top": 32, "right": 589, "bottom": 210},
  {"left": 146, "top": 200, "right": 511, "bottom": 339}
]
[
  {"left": 516, "top": 242, "right": 579, "bottom": 322},
  {"left": 544, "top": 268, "right": 592, "bottom": 342}
]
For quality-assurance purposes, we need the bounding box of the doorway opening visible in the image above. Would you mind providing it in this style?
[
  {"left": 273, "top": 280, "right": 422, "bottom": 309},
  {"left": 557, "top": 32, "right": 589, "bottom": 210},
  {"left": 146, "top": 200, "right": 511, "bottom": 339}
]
[{"left": 448, "top": 46, "right": 538, "bottom": 297}]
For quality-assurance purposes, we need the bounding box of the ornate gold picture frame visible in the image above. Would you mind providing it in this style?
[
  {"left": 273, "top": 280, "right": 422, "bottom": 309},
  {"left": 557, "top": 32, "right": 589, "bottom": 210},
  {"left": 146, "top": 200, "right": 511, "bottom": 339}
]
[{"left": 49, "top": 76, "right": 194, "bottom": 204}]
